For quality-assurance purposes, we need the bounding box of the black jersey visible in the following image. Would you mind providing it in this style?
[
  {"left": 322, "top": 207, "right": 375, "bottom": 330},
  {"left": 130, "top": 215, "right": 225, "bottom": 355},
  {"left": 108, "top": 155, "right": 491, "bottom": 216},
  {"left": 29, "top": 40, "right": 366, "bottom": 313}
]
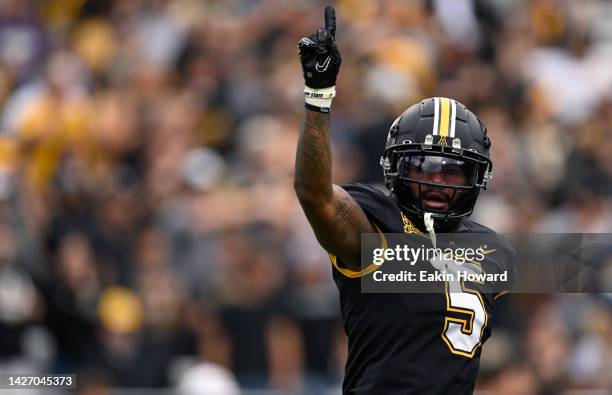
[{"left": 329, "top": 183, "right": 514, "bottom": 395}]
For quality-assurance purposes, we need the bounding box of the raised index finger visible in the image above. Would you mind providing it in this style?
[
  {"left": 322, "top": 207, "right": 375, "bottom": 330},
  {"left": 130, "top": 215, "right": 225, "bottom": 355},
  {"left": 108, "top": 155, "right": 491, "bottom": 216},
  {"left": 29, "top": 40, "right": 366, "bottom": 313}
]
[{"left": 324, "top": 6, "right": 336, "bottom": 39}]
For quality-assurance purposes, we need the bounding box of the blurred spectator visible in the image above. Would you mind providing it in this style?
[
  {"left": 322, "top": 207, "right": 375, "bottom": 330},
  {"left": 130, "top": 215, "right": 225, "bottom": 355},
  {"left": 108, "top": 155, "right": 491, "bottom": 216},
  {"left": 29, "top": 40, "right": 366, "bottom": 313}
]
[{"left": 177, "top": 362, "right": 240, "bottom": 395}]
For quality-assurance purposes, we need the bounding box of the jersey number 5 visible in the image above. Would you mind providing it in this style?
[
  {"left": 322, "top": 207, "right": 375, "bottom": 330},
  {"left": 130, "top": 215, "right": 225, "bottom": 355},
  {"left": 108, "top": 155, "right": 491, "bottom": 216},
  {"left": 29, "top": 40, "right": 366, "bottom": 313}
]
[{"left": 441, "top": 279, "right": 488, "bottom": 358}]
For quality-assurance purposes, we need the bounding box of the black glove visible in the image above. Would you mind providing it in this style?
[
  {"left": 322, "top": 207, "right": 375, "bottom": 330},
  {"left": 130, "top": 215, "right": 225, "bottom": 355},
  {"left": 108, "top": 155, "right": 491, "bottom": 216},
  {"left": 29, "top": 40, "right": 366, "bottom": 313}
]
[{"left": 298, "top": 6, "right": 342, "bottom": 112}]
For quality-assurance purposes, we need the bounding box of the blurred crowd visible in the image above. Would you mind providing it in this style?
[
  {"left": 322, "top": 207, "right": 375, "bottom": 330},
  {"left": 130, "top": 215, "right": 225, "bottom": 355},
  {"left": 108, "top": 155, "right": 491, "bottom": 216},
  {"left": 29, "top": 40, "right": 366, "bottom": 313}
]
[{"left": 0, "top": 0, "right": 610, "bottom": 394}]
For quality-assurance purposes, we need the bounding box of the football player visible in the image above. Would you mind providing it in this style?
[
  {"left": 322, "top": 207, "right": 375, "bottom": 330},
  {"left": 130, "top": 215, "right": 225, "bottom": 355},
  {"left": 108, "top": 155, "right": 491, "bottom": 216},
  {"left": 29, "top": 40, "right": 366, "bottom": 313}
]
[{"left": 295, "top": 7, "right": 514, "bottom": 395}]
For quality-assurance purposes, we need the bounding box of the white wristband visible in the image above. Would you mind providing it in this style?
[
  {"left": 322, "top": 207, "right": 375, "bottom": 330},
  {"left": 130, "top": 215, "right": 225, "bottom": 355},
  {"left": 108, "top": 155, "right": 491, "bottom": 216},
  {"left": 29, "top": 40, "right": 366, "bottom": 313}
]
[{"left": 304, "top": 86, "right": 336, "bottom": 112}]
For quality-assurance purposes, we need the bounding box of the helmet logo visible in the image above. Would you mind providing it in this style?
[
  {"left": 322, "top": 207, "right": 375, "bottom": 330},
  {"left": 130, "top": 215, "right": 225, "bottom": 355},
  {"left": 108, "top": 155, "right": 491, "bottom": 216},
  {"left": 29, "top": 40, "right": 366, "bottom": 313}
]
[{"left": 438, "top": 136, "right": 448, "bottom": 146}]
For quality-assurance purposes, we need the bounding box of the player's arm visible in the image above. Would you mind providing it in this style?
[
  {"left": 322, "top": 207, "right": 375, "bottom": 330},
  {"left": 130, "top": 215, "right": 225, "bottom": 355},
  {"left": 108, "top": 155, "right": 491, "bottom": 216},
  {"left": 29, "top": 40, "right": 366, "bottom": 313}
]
[
  {"left": 295, "top": 110, "right": 376, "bottom": 268},
  {"left": 294, "top": 7, "right": 376, "bottom": 270}
]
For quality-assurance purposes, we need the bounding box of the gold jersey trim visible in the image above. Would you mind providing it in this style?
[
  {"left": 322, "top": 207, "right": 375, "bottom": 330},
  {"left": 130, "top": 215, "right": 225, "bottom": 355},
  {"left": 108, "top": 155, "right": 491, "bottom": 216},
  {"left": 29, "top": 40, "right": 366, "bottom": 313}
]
[{"left": 329, "top": 223, "right": 387, "bottom": 278}]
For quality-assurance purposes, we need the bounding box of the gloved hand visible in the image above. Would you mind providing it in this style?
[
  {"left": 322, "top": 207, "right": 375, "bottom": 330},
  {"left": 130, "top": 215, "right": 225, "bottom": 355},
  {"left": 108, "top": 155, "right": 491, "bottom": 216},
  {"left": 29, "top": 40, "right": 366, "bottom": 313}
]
[{"left": 297, "top": 6, "right": 342, "bottom": 112}]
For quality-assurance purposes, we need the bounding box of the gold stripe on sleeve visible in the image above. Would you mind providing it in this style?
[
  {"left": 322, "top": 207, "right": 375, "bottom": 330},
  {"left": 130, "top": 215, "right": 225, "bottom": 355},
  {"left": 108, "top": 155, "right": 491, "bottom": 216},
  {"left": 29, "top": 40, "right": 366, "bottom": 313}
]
[
  {"left": 493, "top": 291, "right": 510, "bottom": 300},
  {"left": 329, "top": 223, "right": 387, "bottom": 278}
]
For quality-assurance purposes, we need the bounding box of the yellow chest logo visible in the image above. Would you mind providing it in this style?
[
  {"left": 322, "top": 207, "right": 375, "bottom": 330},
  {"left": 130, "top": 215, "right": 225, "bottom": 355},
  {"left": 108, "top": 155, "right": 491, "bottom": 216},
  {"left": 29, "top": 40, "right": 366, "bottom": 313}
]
[{"left": 401, "top": 211, "right": 428, "bottom": 237}]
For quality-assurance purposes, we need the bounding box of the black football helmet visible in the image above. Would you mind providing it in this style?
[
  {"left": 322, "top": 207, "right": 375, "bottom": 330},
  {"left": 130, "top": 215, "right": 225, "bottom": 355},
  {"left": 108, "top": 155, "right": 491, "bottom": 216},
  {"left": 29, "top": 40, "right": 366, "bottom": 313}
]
[{"left": 380, "top": 97, "right": 492, "bottom": 227}]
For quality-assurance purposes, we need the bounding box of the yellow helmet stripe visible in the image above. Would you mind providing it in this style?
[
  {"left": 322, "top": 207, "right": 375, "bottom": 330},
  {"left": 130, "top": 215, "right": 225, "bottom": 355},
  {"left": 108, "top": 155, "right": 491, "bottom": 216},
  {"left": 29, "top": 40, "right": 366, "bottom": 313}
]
[{"left": 439, "top": 97, "right": 451, "bottom": 137}]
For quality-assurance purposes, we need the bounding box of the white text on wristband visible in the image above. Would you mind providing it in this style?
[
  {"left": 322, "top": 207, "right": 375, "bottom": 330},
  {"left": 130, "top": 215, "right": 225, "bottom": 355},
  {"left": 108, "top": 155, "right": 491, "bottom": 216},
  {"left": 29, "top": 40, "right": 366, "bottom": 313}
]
[{"left": 304, "top": 86, "right": 336, "bottom": 112}]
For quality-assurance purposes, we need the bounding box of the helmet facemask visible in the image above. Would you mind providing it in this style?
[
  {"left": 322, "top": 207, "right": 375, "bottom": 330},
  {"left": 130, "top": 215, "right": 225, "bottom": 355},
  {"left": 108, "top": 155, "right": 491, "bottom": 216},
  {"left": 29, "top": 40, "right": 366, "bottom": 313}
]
[{"left": 383, "top": 144, "right": 492, "bottom": 228}]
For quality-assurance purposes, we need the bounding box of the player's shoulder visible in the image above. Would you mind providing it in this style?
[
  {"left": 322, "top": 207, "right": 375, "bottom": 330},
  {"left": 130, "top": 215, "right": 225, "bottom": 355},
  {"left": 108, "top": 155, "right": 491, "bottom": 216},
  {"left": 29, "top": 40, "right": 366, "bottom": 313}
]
[
  {"left": 342, "top": 182, "right": 388, "bottom": 197},
  {"left": 459, "top": 219, "right": 498, "bottom": 234},
  {"left": 459, "top": 219, "right": 516, "bottom": 255},
  {"left": 341, "top": 182, "right": 397, "bottom": 230},
  {"left": 460, "top": 219, "right": 517, "bottom": 296}
]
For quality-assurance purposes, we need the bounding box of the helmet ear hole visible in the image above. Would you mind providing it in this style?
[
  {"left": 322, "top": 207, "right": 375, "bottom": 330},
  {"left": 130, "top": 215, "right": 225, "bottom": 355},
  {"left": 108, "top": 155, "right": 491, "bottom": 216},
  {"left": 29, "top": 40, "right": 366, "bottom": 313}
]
[{"left": 484, "top": 135, "right": 491, "bottom": 150}]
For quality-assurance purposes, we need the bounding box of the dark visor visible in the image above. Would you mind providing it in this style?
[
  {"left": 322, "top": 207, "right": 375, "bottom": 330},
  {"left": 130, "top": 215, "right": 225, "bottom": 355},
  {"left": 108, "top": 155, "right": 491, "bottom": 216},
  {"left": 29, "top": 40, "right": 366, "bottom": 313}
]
[{"left": 398, "top": 155, "right": 476, "bottom": 187}]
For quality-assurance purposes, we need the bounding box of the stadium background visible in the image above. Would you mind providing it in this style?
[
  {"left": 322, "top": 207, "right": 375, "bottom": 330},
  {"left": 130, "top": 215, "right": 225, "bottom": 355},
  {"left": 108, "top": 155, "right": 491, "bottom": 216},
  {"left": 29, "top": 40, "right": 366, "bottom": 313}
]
[{"left": 0, "top": 0, "right": 610, "bottom": 394}]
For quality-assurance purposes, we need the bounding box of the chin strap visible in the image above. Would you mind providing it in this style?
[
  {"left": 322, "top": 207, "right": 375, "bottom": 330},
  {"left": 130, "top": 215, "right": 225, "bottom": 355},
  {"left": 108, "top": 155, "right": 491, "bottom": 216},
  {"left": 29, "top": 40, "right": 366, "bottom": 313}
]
[
  {"left": 424, "top": 212, "right": 447, "bottom": 272},
  {"left": 424, "top": 212, "right": 436, "bottom": 249}
]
